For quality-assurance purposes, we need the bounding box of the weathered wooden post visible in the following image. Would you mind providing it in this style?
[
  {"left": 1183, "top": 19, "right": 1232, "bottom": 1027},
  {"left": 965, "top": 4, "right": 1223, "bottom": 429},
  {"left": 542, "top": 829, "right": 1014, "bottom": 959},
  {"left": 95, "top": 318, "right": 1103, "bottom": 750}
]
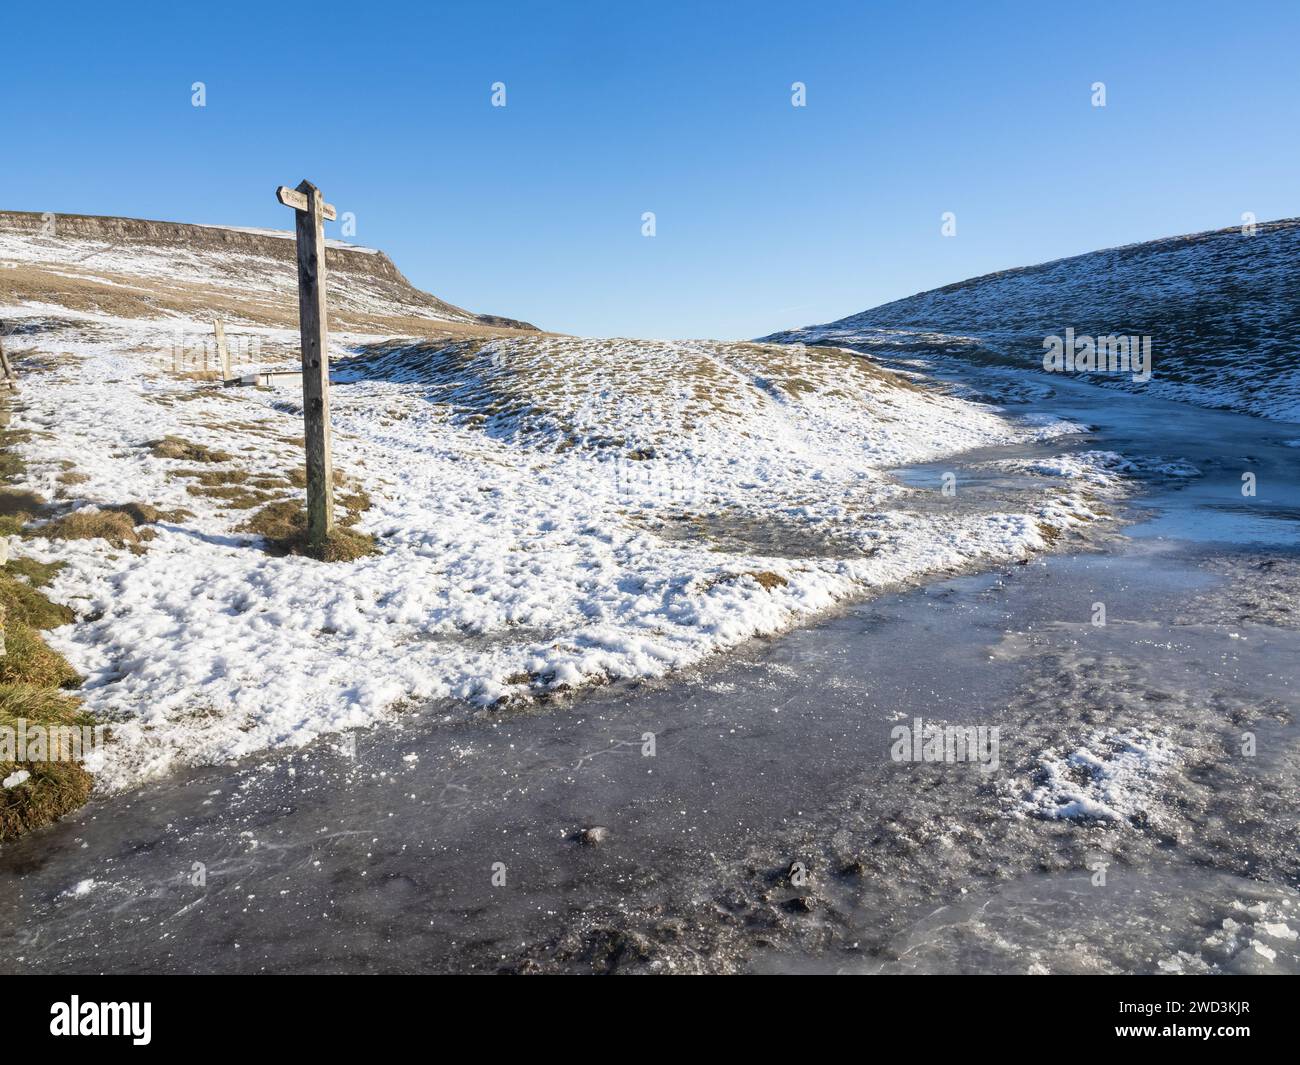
[
  {"left": 276, "top": 179, "right": 337, "bottom": 548},
  {"left": 213, "top": 318, "right": 231, "bottom": 381}
]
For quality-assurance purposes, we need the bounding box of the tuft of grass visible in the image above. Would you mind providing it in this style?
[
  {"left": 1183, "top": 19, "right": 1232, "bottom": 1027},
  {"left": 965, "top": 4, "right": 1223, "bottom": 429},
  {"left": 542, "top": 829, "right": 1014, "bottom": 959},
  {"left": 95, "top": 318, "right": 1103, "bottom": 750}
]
[
  {"left": 0, "top": 570, "right": 74, "bottom": 629},
  {"left": 103, "top": 501, "right": 190, "bottom": 525},
  {"left": 701, "top": 570, "right": 790, "bottom": 593},
  {"left": 236, "top": 500, "right": 299, "bottom": 541},
  {"left": 0, "top": 684, "right": 95, "bottom": 842},
  {"left": 286, "top": 466, "right": 346, "bottom": 490},
  {"left": 174, "top": 467, "right": 249, "bottom": 486},
  {"left": 338, "top": 489, "right": 372, "bottom": 527},
  {"left": 56, "top": 469, "right": 90, "bottom": 487},
  {"left": 0, "top": 488, "right": 45, "bottom": 520},
  {"left": 39, "top": 501, "right": 189, "bottom": 546},
  {"left": 148, "top": 435, "right": 232, "bottom": 463},
  {"left": 0, "top": 452, "right": 26, "bottom": 480},
  {"left": 239, "top": 501, "right": 378, "bottom": 562},
  {"left": 310, "top": 527, "right": 380, "bottom": 562},
  {"left": 0, "top": 621, "right": 82, "bottom": 689},
  {"left": 186, "top": 484, "right": 276, "bottom": 509},
  {"left": 41, "top": 508, "right": 141, "bottom": 547},
  {"left": 4, "top": 557, "right": 64, "bottom": 588}
]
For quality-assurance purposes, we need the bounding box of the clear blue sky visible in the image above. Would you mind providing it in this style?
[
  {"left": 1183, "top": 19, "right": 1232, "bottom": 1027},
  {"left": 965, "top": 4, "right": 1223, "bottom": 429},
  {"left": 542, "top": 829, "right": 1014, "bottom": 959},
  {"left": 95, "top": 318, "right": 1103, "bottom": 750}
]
[{"left": 2, "top": 0, "right": 1296, "bottom": 340}]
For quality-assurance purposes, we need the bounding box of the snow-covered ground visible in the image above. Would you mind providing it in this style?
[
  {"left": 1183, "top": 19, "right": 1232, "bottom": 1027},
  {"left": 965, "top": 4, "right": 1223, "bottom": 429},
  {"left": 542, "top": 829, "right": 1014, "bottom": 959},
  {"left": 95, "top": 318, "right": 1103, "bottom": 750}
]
[{"left": 4, "top": 308, "right": 1125, "bottom": 792}]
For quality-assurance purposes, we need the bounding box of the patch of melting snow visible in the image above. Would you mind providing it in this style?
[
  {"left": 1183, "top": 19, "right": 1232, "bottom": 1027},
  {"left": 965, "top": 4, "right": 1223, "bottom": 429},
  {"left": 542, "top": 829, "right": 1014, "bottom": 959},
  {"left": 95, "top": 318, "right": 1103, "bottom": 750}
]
[{"left": 1017, "top": 730, "right": 1177, "bottom": 823}]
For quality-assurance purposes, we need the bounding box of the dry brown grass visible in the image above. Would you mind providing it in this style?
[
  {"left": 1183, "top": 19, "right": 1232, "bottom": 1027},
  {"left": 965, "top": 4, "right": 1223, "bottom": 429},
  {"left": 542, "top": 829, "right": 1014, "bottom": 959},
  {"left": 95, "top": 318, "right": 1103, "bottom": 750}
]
[
  {"left": 701, "top": 570, "right": 790, "bottom": 593},
  {"left": 42, "top": 509, "right": 142, "bottom": 547},
  {"left": 0, "top": 488, "right": 45, "bottom": 518},
  {"left": 0, "top": 400, "right": 100, "bottom": 840},
  {"left": 104, "top": 501, "right": 190, "bottom": 525},
  {"left": 239, "top": 501, "right": 378, "bottom": 562},
  {"left": 148, "top": 435, "right": 233, "bottom": 463},
  {"left": 0, "top": 260, "right": 542, "bottom": 340},
  {"left": 39, "top": 501, "right": 188, "bottom": 547},
  {"left": 186, "top": 484, "right": 277, "bottom": 510},
  {"left": 286, "top": 466, "right": 346, "bottom": 490},
  {"left": 0, "top": 684, "right": 96, "bottom": 842},
  {"left": 0, "top": 619, "right": 81, "bottom": 689},
  {"left": 0, "top": 566, "right": 74, "bottom": 629},
  {"left": 175, "top": 467, "right": 249, "bottom": 486}
]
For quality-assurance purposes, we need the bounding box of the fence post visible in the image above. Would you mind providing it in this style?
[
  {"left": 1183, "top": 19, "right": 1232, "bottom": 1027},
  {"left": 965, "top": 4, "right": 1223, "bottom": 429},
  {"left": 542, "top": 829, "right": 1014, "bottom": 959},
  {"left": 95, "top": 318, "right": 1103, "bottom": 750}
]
[
  {"left": 213, "top": 318, "right": 231, "bottom": 380},
  {"left": 0, "top": 321, "right": 16, "bottom": 389}
]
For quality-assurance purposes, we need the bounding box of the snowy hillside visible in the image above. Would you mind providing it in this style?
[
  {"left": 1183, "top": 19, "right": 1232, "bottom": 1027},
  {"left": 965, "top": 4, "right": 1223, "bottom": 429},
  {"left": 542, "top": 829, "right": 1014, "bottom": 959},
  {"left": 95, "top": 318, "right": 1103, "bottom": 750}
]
[
  {"left": 0, "top": 210, "right": 536, "bottom": 339},
  {"left": 1, "top": 216, "right": 1125, "bottom": 791},
  {"left": 765, "top": 219, "right": 1300, "bottom": 422}
]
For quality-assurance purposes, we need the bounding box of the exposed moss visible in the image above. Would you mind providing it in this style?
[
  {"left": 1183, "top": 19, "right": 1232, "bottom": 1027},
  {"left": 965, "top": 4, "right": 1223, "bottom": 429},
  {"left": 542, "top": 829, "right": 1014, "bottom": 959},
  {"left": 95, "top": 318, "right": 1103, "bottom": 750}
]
[
  {"left": 0, "top": 452, "right": 26, "bottom": 480},
  {"left": 0, "top": 428, "right": 33, "bottom": 447},
  {"left": 701, "top": 570, "right": 790, "bottom": 593}
]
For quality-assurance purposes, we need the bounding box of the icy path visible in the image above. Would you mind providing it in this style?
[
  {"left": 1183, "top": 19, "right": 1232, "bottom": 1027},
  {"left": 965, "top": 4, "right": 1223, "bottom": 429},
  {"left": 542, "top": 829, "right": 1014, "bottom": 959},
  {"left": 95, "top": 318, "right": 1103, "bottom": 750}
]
[{"left": 2, "top": 373, "right": 1298, "bottom": 973}]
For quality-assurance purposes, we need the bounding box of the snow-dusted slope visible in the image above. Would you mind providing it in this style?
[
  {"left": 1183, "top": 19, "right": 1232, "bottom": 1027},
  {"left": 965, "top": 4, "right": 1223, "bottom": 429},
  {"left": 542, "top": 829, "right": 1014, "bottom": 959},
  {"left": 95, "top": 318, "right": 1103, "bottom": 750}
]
[
  {"left": 0, "top": 210, "right": 537, "bottom": 337},
  {"left": 765, "top": 219, "right": 1300, "bottom": 422}
]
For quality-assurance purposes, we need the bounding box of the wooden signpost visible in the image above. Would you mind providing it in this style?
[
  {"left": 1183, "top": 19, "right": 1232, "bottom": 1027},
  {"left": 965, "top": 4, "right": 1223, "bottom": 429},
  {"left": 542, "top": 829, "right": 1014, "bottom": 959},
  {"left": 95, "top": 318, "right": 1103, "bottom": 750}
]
[{"left": 276, "top": 179, "right": 337, "bottom": 548}]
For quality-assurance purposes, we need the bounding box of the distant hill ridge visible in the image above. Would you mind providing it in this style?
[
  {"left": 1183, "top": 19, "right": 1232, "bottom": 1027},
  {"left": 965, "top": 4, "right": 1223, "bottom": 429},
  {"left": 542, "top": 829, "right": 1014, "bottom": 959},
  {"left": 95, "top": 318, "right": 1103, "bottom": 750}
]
[
  {"left": 0, "top": 209, "right": 537, "bottom": 336},
  {"left": 765, "top": 219, "right": 1300, "bottom": 422}
]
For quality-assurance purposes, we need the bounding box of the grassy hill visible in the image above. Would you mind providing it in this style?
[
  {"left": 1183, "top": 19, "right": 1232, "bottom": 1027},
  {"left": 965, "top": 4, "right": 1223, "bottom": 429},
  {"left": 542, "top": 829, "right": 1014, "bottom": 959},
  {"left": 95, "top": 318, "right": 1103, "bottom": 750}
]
[{"left": 764, "top": 219, "right": 1300, "bottom": 422}]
